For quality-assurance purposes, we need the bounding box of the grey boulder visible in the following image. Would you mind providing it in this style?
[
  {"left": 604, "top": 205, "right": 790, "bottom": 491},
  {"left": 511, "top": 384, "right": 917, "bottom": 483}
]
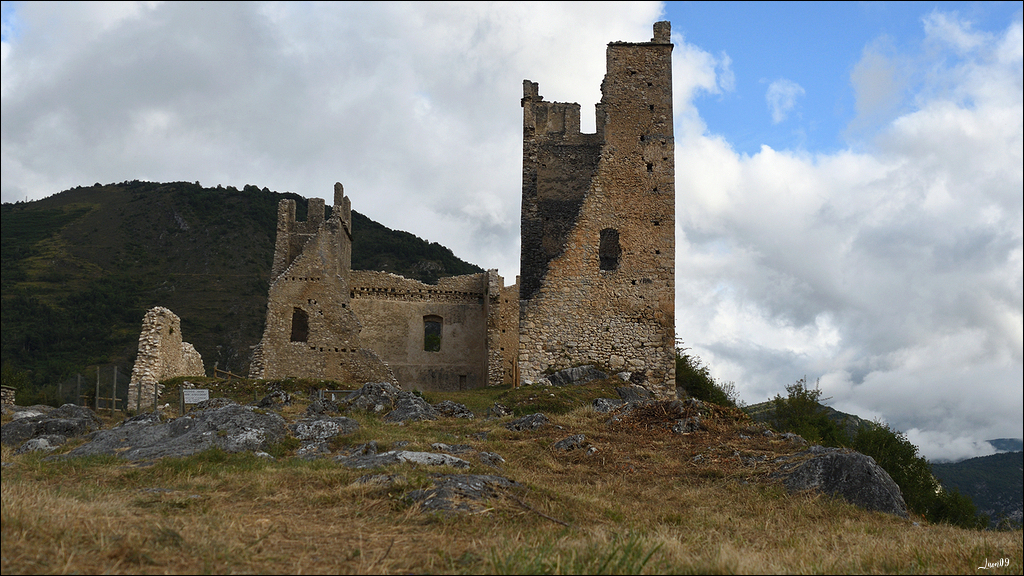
[
  {"left": 406, "top": 474, "right": 521, "bottom": 514},
  {"left": 1, "top": 404, "right": 102, "bottom": 447},
  {"left": 63, "top": 401, "right": 287, "bottom": 460},
  {"left": 384, "top": 393, "right": 438, "bottom": 423},
  {"left": 546, "top": 365, "right": 608, "bottom": 387},
  {"left": 774, "top": 446, "right": 909, "bottom": 518}
]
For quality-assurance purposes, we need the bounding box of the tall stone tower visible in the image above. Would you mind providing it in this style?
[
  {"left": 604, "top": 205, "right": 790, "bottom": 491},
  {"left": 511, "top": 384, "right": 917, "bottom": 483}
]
[{"left": 519, "top": 21, "right": 675, "bottom": 396}]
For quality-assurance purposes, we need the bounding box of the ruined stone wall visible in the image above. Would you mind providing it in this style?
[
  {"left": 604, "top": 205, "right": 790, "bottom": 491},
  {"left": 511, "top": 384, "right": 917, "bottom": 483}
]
[
  {"left": 250, "top": 184, "right": 396, "bottom": 385},
  {"left": 519, "top": 21, "right": 676, "bottom": 396},
  {"left": 251, "top": 183, "right": 518, "bottom": 392},
  {"left": 499, "top": 279, "right": 521, "bottom": 386},
  {"left": 128, "top": 306, "right": 206, "bottom": 410},
  {"left": 1, "top": 385, "right": 15, "bottom": 408},
  {"left": 349, "top": 270, "right": 496, "bottom": 391},
  {"left": 488, "top": 271, "right": 520, "bottom": 387}
]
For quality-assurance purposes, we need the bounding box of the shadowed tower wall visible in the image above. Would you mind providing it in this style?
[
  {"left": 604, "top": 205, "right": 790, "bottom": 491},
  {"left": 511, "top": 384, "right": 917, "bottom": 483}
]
[{"left": 519, "top": 21, "right": 675, "bottom": 396}]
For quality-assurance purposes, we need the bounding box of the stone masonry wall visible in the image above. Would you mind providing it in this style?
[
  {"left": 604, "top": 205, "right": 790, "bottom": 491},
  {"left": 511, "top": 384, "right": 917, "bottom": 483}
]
[
  {"left": 519, "top": 22, "right": 676, "bottom": 397},
  {"left": 349, "top": 269, "right": 502, "bottom": 391},
  {"left": 1, "top": 385, "right": 15, "bottom": 408},
  {"left": 250, "top": 184, "right": 397, "bottom": 385},
  {"left": 128, "top": 306, "right": 205, "bottom": 410},
  {"left": 498, "top": 279, "right": 521, "bottom": 386},
  {"left": 251, "top": 183, "right": 516, "bottom": 392}
]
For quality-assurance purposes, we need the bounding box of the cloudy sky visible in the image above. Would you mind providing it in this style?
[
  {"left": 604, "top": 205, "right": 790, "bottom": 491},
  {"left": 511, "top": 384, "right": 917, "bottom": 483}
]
[{"left": 2, "top": 1, "right": 1021, "bottom": 461}]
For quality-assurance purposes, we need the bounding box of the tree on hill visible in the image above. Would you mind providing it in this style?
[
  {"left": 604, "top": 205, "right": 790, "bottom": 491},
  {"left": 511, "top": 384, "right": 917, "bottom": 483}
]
[{"left": 770, "top": 377, "right": 849, "bottom": 447}]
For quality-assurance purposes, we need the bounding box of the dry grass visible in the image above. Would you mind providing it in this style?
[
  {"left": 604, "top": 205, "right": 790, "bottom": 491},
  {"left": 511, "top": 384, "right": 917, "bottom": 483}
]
[{"left": 2, "top": 388, "right": 1021, "bottom": 575}]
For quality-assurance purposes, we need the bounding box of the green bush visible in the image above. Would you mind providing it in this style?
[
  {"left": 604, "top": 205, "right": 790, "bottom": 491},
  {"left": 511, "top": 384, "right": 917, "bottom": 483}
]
[
  {"left": 767, "top": 379, "right": 987, "bottom": 529},
  {"left": 770, "top": 377, "right": 849, "bottom": 446},
  {"left": 852, "top": 422, "right": 987, "bottom": 529},
  {"left": 674, "top": 346, "right": 737, "bottom": 407}
]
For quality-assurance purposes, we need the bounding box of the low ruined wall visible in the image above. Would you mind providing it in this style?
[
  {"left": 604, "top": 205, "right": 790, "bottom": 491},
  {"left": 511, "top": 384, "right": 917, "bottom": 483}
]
[
  {"left": 128, "top": 307, "right": 205, "bottom": 410},
  {"left": 1, "top": 385, "right": 15, "bottom": 408},
  {"left": 350, "top": 271, "right": 494, "bottom": 392}
]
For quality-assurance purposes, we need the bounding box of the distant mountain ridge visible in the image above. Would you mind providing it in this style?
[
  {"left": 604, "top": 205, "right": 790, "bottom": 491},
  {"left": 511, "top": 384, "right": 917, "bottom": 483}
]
[
  {"left": 985, "top": 438, "right": 1024, "bottom": 454},
  {"left": 1, "top": 181, "right": 483, "bottom": 393},
  {"left": 932, "top": 451, "right": 1023, "bottom": 527}
]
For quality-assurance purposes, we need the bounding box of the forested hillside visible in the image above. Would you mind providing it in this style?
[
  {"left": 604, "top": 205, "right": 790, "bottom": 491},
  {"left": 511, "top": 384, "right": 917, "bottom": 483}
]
[
  {"left": 932, "top": 451, "right": 1023, "bottom": 527},
  {"left": 1, "top": 181, "right": 482, "bottom": 398}
]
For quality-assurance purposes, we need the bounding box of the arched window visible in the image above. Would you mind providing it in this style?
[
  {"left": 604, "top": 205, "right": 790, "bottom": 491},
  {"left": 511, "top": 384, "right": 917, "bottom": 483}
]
[
  {"left": 599, "top": 228, "right": 621, "bottom": 271},
  {"left": 424, "top": 315, "right": 442, "bottom": 352},
  {"left": 290, "top": 307, "right": 309, "bottom": 342}
]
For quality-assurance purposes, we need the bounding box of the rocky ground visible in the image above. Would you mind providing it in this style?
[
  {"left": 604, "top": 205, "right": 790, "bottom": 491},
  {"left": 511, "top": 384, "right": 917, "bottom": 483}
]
[{"left": 1, "top": 370, "right": 909, "bottom": 519}]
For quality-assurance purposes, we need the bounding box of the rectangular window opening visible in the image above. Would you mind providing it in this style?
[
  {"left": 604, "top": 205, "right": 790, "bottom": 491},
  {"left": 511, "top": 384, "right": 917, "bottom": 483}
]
[{"left": 424, "top": 315, "right": 442, "bottom": 352}]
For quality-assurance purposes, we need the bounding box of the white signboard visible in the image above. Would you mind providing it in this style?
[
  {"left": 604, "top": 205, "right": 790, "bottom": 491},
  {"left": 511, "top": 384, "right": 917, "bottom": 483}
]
[{"left": 181, "top": 388, "right": 210, "bottom": 404}]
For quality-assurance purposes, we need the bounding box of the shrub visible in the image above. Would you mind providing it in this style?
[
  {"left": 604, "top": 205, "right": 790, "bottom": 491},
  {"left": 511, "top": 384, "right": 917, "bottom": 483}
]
[
  {"left": 770, "top": 377, "right": 849, "bottom": 446},
  {"left": 852, "top": 421, "right": 987, "bottom": 529},
  {"left": 674, "top": 346, "right": 737, "bottom": 407},
  {"left": 766, "top": 379, "right": 987, "bottom": 529}
]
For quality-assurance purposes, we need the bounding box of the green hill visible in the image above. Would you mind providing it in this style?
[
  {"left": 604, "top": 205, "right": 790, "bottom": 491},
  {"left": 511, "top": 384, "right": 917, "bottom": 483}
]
[
  {"left": 1, "top": 181, "right": 482, "bottom": 395},
  {"left": 932, "top": 451, "right": 1023, "bottom": 527}
]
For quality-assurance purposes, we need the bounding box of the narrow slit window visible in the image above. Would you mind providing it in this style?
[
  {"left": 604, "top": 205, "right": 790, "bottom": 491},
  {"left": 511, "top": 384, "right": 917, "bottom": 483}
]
[
  {"left": 424, "top": 315, "right": 442, "bottom": 352},
  {"left": 290, "top": 307, "right": 309, "bottom": 342},
  {"left": 599, "top": 228, "right": 621, "bottom": 271}
]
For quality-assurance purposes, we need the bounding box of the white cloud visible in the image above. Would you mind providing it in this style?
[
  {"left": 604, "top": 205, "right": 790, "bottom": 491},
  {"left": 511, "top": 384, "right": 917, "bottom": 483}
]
[
  {"left": 765, "top": 78, "right": 805, "bottom": 124},
  {"left": 670, "top": 30, "right": 734, "bottom": 139},
  {"left": 848, "top": 37, "right": 906, "bottom": 134},
  {"left": 907, "top": 429, "right": 998, "bottom": 463},
  {"left": 675, "top": 11, "right": 1022, "bottom": 459},
  {"left": 923, "top": 10, "right": 988, "bottom": 54}
]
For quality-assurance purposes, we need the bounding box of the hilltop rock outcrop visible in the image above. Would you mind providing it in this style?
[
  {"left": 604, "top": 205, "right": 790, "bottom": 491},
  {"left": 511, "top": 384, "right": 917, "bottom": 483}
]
[
  {"left": 1, "top": 404, "right": 102, "bottom": 450},
  {"left": 774, "top": 446, "right": 909, "bottom": 518},
  {"left": 63, "top": 400, "right": 287, "bottom": 460}
]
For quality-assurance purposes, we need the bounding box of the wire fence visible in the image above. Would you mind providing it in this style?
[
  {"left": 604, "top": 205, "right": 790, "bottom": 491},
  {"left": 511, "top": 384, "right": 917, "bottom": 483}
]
[{"left": 51, "top": 365, "right": 131, "bottom": 410}]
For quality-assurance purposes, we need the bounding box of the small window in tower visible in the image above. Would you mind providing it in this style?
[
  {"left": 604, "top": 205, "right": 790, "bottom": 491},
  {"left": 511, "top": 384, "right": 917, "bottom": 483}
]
[
  {"left": 290, "top": 307, "right": 309, "bottom": 342},
  {"left": 424, "top": 315, "right": 442, "bottom": 352},
  {"left": 600, "top": 228, "right": 621, "bottom": 271},
  {"left": 647, "top": 162, "right": 654, "bottom": 173}
]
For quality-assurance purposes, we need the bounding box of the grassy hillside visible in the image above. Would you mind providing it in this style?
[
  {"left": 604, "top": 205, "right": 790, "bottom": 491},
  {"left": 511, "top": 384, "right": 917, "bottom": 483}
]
[
  {"left": 1, "top": 181, "right": 482, "bottom": 395},
  {"left": 2, "top": 380, "right": 1020, "bottom": 574}
]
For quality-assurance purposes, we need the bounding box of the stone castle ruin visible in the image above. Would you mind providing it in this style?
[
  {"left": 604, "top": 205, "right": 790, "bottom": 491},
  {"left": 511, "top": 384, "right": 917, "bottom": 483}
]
[
  {"left": 518, "top": 21, "right": 675, "bottom": 390},
  {"left": 127, "top": 307, "right": 205, "bottom": 409},
  {"left": 131, "top": 22, "right": 678, "bottom": 398},
  {"left": 247, "top": 185, "right": 519, "bottom": 391}
]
